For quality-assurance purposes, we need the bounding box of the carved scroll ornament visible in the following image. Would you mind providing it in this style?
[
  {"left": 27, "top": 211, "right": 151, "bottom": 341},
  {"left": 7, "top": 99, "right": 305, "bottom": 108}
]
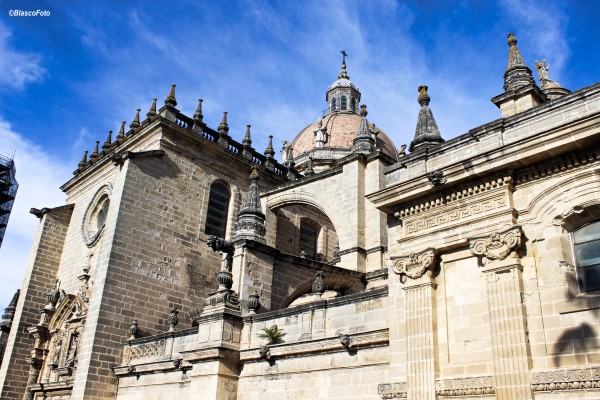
[
  {"left": 469, "top": 226, "right": 521, "bottom": 264},
  {"left": 392, "top": 249, "right": 437, "bottom": 283}
]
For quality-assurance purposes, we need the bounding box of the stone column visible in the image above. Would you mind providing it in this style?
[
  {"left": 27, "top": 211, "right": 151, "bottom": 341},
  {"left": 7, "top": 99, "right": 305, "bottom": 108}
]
[
  {"left": 470, "top": 226, "right": 532, "bottom": 400},
  {"left": 393, "top": 249, "right": 438, "bottom": 400}
]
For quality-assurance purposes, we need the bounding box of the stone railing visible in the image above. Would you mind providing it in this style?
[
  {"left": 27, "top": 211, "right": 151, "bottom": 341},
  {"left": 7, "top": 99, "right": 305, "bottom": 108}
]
[{"left": 121, "top": 328, "right": 197, "bottom": 365}]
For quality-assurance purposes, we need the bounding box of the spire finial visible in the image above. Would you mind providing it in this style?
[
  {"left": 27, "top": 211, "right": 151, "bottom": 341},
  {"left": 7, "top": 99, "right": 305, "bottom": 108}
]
[
  {"left": 338, "top": 50, "right": 349, "bottom": 80},
  {"left": 410, "top": 85, "right": 444, "bottom": 152},
  {"left": 234, "top": 166, "right": 266, "bottom": 241},
  {"left": 146, "top": 98, "right": 157, "bottom": 117},
  {"left": 129, "top": 108, "right": 141, "bottom": 129},
  {"left": 102, "top": 130, "right": 112, "bottom": 151},
  {"left": 90, "top": 141, "right": 100, "bottom": 161},
  {"left": 418, "top": 85, "right": 431, "bottom": 106},
  {"left": 218, "top": 112, "right": 229, "bottom": 135},
  {"left": 78, "top": 150, "right": 88, "bottom": 169},
  {"left": 164, "top": 84, "right": 177, "bottom": 107},
  {"left": 116, "top": 121, "right": 126, "bottom": 140},
  {"left": 0, "top": 289, "right": 20, "bottom": 331},
  {"left": 360, "top": 104, "right": 368, "bottom": 117},
  {"left": 264, "top": 135, "right": 275, "bottom": 159},
  {"left": 193, "top": 99, "right": 203, "bottom": 123},
  {"left": 243, "top": 124, "right": 252, "bottom": 146},
  {"left": 503, "top": 33, "right": 535, "bottom": 91}
]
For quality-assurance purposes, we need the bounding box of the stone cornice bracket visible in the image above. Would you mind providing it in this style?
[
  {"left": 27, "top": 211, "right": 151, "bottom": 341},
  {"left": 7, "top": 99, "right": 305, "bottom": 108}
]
[
  {"left": 391, "top": 248, "right": 437, "bottom": 284},
  {"left": 469, "top": 226, "right": 522, "bottom": 266}
]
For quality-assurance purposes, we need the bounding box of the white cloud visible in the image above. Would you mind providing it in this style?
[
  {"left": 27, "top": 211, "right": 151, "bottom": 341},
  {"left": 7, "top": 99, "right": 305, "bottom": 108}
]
[
  {"left": 0, "top": 119, "right": 69, "bottom": 308},
  {"left": 0, "top": 21, "right": 47, "bottom": 89}
]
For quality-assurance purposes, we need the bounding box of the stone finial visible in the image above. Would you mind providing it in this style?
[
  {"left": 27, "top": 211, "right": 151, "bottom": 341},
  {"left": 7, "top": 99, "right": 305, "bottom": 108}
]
[
  {"left": 0, "top": 289, "right": 20, "bottom": 332},
  {"left": 146, "top": 98, "right": 157, "bottom": 117},
  {"left": 243, "top": 124, "right": 252, "bottom": 146},
  {"left": 102, "top": 131, "right": 112, "bottom": 151},
  {"left": 129, "top": 108, "right": 141, "bottom": 129},
  {"left": 234, "top": 167, "right": 266, "bottom": 241},
  {"left": 503, "top": 33, "right": 535, "bottom": 92},
  {"left": 164, "top": 84, "right": 177, "bottom": 107},
  {"left": 89, "top": 141, "right": 100, "bottom": 161},
  {"left": 218, "top": 112, "right": 229, "bottom": 136},
  {"left": 193, "top": 99, "right": 203, "bottom": 123},
  {"left": 168, "top": 307, "right": 179, "bottom": 332},
  {"left": 304, "top": 156, "right": 315, "bottom": 176},
  {"left": 78, "top": 150, "right": 88, "bottom": 169},
  {"left": 409, "top": 85, "right": 444, "bottom": 152},
  {"left": 338, "top": 50, "right": 350, "bottom": 79},
  {"left": 45, "top": 280, "right": 61, "bottom": 311},
  {"left": 264, "top": 135, "right": 275, "bottom": 158},
  {"left": 116, "top": 121, "right": 126, "bottom": 140},
  {"left": 353, "top": 104, "right": 376, "bottom": 153},
  {"left": 312, "top": 271, "right": 325, "bottom": 295},
  {"left": 128, "top": 320, "right": 138, "bottom": 340},
  {"left": 248, "top": 292, "right": 261, "bottom": 315},
  {"left": 417, "top": 85, "right": 430, "bottom": 106}
]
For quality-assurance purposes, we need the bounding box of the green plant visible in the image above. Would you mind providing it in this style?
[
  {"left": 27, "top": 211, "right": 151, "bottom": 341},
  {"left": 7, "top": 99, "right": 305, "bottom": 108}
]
[{"left": 258, "top": 325, "right": 285, "bottom": 344}]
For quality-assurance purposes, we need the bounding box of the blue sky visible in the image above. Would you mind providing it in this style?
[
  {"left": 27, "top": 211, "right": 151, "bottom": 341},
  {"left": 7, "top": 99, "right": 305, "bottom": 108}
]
[{"left": 0, "top": 0, "right": 599, "bottom": 307}]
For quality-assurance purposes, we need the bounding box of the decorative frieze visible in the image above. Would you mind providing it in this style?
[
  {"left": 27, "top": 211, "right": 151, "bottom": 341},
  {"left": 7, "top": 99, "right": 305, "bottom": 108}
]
[
  {"left": 391, "top": 249, "right": 437, "bottom": 283},
  {"left": 435, "top": 376, "right": 495, "bottom": 397},
  {"left": 377, "top": 382, "right": 407, "bottom": 399},
  {"left": 531, "top": 367, "right": 600, "bottom": 392},
  {"left": 394, "top": 173, "right": 513, "bottom": 219},
  {"left": 405, "top": 194, "right": 507, "bottom": 235}
]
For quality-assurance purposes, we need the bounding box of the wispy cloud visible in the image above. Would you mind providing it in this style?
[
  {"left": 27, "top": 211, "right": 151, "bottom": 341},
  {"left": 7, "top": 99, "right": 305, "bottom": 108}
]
[
  {"left": 0, "top": 119, "right": 69, "bottom": 307},
  {"left": 500, "top": 0, "right": 570, "bottom": 82},
  {"left": 0, "top": 21, "right": 46, "bottom": 89}
]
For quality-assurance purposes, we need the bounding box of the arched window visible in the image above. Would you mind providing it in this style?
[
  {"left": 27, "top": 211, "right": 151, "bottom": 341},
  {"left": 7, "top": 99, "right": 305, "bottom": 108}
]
[
  {"left": 204, "top": 182, "right": 230, "bottom": 237},
  {"left": 331, "top": 98, "right": 337, "bottom": 111},
  {"left": 299, "top": 221, "right": 318, "bottom": 259},
  {"left": 351, "top": 98, "right": 356, "bottom": 112},
  {"left": 573, "top": 220, "right": 600, "bottom": 292},
  {"left": 341, "top": 95, "right": 347, "bottom": 110}
]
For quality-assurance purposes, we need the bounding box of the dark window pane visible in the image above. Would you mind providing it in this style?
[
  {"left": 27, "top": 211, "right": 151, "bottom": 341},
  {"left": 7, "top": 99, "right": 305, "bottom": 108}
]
[
  {"left": 299, "top": 222, "right": 317, "bottom": 259},
  {"left": 579, "top": 264, "right": 600, "bottom": 292},
  {"left": 575, "top": 241, "right": 600, "bottom": 267},
  {"left": 573, "top": 220, "right": 600, "bottom": 243},
  {"left": 341, "top": 95, "right": 347, "bottom": 110},
  {"left": 205, "top": 183, "right": 229, "bottom": 237},
  {"left": 331, "top": 98, "right": 337, "bottom": 111}
]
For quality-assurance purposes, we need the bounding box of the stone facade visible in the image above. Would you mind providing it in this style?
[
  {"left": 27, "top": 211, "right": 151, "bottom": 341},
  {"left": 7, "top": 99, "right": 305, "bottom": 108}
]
[{"left": 1, "top": 38, "right": 600, "bottom": 400}]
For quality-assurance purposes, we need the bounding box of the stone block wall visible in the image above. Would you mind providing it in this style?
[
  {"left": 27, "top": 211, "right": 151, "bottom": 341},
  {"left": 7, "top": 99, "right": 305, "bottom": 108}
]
[{"left": 0, "top": 205, "right": 73, "bottom": 399}]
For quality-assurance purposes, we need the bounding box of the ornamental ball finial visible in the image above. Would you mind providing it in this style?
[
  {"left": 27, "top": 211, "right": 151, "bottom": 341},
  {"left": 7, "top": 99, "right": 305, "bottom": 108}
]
[
  {"left": 507, "top": 32, "right": 517, "bottom": 47},
  {"left": 418, "top": 85, "right": 430, "bottom": 106}
]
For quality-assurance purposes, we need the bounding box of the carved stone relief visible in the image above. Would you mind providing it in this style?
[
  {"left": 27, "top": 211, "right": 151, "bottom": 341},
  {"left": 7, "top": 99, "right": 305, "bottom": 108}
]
[
  {"left": 391, "top": 249, "right": 437, "bottom": 283},
  {"left": 469, "top": 226, "right": 522, "bottom": 265}
]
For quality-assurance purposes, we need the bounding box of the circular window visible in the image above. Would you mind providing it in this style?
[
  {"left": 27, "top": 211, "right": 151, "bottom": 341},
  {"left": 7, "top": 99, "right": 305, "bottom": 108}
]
[{"left": 82, "top": 185, "right": 112, "bottom": 247}]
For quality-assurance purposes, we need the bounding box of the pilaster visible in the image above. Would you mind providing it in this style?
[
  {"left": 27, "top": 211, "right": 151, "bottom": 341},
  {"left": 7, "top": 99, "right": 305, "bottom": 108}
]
[
  {"left": 393, "top": 249, "right": 438, "bottom": 400},
  {"left": 470, "top": 226, "right": 532, "bottom": 400}
]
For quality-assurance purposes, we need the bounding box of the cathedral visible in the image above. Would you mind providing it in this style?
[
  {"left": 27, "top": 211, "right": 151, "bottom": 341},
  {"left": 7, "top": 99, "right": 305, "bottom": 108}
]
[{"left": 0, "top": 33, "right": 599, "bottom": 400}]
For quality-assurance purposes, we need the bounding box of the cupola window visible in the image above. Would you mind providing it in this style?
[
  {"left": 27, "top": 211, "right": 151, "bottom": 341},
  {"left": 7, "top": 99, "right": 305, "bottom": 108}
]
[
  {"left": 351, "top": 98, "right": 356, "bottom": 112},
  {"left": 341, "top": 95, "right": 347, "bottom": 110},
  {"left": 331, "top": 98, "right": 337, "bottom": 111}
]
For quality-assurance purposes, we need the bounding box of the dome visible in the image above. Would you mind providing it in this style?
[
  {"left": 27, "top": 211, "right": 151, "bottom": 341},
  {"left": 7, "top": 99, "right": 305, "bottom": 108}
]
[
  {"left": 328, "top": 78, "right": 359, "bottom": 91},
  {"left": 291, "top": 112, "right": 398, "bottom": 160}
]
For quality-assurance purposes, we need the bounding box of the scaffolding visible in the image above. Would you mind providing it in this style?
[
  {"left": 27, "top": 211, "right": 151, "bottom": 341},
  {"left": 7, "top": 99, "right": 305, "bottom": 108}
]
[{"left": 0, "top": 154, "right": 18, "bottom": 248}]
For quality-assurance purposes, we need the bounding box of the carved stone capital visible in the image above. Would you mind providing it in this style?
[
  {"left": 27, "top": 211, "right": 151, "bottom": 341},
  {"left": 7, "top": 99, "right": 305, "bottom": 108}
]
[
  {"left": 392, "top": 249, "right": 437, "bottom": 283},
  {"left": 469, "top": 226, "right": 522, "bottom": 265}
]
